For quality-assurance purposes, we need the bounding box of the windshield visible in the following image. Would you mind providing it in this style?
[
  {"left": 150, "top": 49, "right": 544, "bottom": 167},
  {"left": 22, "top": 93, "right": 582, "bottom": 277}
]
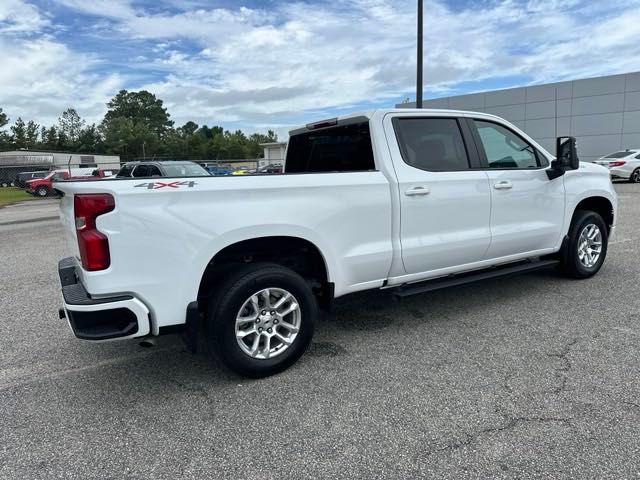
[
  {"left": 162, "top": 163, "right": 210, "bottom": 177},
  {"left": 604, "top": 151, "right": 632, "bottom": 159}
]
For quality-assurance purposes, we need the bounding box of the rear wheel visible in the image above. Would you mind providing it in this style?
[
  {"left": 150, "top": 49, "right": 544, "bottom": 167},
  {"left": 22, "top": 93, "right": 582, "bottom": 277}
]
[
  {"left": 630, "top": 168, "right": 640, "bottom": 183},
  {"left": 205, "top": 263, "right": 317, "bottom": 378},
  {"left": 559, "top": 210, "right": 608, "bottom": 279},
  {"left": 36, "top": 186, "right": 49, "bottom": 197}
]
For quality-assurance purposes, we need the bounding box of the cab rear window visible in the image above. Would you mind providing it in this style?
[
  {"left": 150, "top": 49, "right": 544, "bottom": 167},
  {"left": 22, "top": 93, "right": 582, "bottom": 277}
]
[{"left": 285, "top": 122, "right": 375, "bottom": 173}]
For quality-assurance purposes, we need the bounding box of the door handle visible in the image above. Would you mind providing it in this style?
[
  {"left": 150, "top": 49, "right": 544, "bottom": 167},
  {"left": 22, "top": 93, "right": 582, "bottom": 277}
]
[
  {"left": 493, "top": 181, "right": 513, "bottom": 190},
  {"left": 405, "top": 186, "right": 430, "bottom": 196}
]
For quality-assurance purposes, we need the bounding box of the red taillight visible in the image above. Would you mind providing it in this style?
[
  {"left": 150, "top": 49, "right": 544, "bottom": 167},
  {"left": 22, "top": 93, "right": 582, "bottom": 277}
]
[
  {"left": 74, "top": 194, "right": 115, "bottom": 271},
  {"left": 610, "top": 160, "right": 626, "bottom": 167}
]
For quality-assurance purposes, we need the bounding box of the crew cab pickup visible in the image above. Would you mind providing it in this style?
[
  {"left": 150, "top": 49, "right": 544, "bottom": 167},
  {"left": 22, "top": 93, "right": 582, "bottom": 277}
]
[{"left": 55, "top": 109, "right": 617, "bottom": 377}]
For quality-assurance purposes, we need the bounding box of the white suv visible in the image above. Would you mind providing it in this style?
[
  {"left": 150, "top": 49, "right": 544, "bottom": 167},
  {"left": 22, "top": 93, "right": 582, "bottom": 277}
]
[{"left": 594, "top": 149, "right": 640, "bottom": 182}]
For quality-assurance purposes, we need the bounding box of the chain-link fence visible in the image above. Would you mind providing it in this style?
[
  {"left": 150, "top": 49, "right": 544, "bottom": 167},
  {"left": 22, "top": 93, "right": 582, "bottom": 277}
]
[
  {"left": 0, "top": 156, "right": 286, "bottom": 188},
  {"left": 0, "top": 164, "right": 51, "bottom": 187}
]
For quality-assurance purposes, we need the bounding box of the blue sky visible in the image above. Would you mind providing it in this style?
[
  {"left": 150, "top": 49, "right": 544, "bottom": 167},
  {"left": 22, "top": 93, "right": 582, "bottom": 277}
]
[{"left": 1, "top": 0, "right": 640, "bottom": 137}]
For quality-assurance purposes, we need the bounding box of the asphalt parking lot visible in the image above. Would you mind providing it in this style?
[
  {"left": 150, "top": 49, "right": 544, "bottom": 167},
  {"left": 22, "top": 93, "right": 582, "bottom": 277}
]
[{"left": 1, "top": 184, "right": 640, "bottom": 479}]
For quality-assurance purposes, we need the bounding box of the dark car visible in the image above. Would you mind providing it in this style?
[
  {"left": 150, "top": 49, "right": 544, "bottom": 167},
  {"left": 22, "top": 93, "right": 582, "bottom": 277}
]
[
  {"left": 258, "top": 164, "right": 284, "bottom": 174},
  {"left": 116, "top": 161, "right": 211, "bottom": 178},
  {"left": 14, "top": 170, "right": 49, "bottom": 188}
]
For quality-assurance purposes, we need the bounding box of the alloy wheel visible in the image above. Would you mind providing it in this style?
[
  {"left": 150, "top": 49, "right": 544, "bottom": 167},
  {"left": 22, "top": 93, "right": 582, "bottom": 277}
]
[
  {"left": 577, "top": 224, "right": 602, "bottom": 268},
  {"left": 235, "top": 288, "right": 301, "bottom": 360}
]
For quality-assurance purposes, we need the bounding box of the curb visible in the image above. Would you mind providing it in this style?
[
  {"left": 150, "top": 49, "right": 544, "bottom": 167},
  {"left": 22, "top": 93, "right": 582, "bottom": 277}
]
[{"left": 0, "top": 216, "right": 59, "bottom": 227}]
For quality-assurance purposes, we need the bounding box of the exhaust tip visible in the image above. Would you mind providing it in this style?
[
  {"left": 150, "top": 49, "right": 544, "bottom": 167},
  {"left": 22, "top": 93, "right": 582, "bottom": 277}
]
[{"left": 139, "top": 339, "right": 155, "bottom": 348}]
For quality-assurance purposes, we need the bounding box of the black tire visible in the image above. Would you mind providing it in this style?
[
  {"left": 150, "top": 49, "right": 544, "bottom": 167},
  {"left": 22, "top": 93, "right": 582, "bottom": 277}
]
[
  {"left": 630, "top": 168, "right": 640, "bottom": 183},
  {"left": 36, "top": 186, "right": 49, "bottom": 197},
  {"left": 205, "top": 262, "right": 317, "bottom": 378},
  {"left": 559, "top": 210, "right": 608, "bottom": 279}
]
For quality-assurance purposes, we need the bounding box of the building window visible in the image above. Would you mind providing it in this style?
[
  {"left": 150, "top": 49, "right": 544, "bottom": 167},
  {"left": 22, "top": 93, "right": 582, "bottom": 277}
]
[{"left": 79, "top": 156, "right": 97, "bottom": 168}]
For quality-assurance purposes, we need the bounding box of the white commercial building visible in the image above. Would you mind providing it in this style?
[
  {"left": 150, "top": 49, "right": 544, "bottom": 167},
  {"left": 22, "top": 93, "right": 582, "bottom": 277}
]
[
  {"left": 0, "top": 150, "right": 120, "bottom": 169},
  {"left": 260, "top": 142, "right": 287, "bottom": 166},
  {"left": 398, "top": 71, "right": 640, "bottom": 163}
]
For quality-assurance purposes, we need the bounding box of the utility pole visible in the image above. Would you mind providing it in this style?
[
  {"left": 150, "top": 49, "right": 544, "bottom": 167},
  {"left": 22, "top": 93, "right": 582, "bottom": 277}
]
[
  {"left": 416, "top": 0, "right": 423, "bottom": 108},
  {"left": 142, "top": 141, "right": 146, "bottom": 160}
]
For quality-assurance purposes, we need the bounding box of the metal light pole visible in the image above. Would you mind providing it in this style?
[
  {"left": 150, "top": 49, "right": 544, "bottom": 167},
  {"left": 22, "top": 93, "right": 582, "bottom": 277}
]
[
  {"left": 142, "top": 141, "right": 146, "bottom": 160},
  {"left": 416, "top": 0, "right": 423, "bottom": 108}
]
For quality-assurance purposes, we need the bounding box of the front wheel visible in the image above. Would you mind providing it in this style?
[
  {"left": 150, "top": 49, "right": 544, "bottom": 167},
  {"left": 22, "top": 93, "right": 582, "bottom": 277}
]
[
  {"left": 630, "top": 168, "right": 640, "bottom": 183},
  {"left": 36, "top": 186, "right": 49, "bottom": 197},
  {"left": 205, "top": 263, "right": 317, "bottom": 378},
  {"left": 559, "top": 210, "right": 608, "bottom": 279}
]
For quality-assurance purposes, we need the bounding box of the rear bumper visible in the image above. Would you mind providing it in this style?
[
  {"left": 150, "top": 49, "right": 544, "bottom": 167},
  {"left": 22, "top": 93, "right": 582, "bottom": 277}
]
[
  {"left": 609, "top": 167, "right": 631, "bottom": 179},
  {"left": 58, "top": 257, "right": 151, "bottom": 341}
]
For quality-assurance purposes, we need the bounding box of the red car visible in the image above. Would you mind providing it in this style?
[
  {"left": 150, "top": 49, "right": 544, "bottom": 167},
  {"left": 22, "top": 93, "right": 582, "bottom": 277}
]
[{"left": 26, "top": 170, "right": 110, "bottom": 197}]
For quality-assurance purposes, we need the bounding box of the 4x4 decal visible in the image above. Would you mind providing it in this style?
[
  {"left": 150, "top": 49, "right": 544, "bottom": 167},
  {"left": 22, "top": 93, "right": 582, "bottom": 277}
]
[{"left": 134, "top": 181, "right": 197, "bottom": 189}]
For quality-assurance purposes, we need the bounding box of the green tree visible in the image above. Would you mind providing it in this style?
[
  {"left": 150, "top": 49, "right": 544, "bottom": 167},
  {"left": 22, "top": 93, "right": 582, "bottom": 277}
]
[
  {"left": 0, "top": 108, "right": 8, "bottom": 129},
  {"left": 0, "top": 108, "right": 9, "bottom": 148},
  {"left": 39, "top": 126, "right": 47, "bottom": 146},
  {"left": 103, "top": 90, "right": 173, "bottom": 135},
  {"left": 77, "top": 124, "right": 102, "bottom": 152},
  {"left": 101, "top": 90, "right": 173, "bottom": 159},
  {"left": 180, "top": 121, "right": 199, "bottom": 137},
  {"left": 41, "top": 126, "right": 58, "bottom": 150},
  {"left": 58, "top": 108, "right": 85, "bottom": 148},
  {"left": 11, "top": 117, "right": 27, "bottom": 149},
  {"left": 26, "top": 120, "right": 39, "bottom": 148},
  {"left": 103, "top": 117, "right": 158, "bottom": 159}
]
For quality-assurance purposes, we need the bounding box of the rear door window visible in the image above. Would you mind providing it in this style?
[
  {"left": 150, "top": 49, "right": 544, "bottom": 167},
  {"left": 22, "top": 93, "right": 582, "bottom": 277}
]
[
  {"left": 393, "top": 117, "right": 470, "bottom": 171},
  {"left": 285, "top": 122, "right": 375, "bottom": 173}
]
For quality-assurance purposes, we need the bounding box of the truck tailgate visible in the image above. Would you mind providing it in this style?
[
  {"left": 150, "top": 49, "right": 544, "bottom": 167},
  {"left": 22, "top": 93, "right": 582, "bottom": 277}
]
[{"left": 58, "top": 188, "right": 81, "bottom": 259}]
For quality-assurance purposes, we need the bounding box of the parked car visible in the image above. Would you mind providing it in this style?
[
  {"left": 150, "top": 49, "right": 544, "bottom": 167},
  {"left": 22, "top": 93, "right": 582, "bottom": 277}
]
[
  {"left": 55, "top": 109, "right": 616, "bottom": 378},
  {"left": 14, "top": 170, "right": 49, "bottom": 188},
  {"left": 116, "top": 161, "right": 210, "bottom": 178},
  {"left": 258, "top": 164, "right": 284, "bottom": 174},
  {"left": 26, "top": 169, "right": 111, "bottom": 197},
  {"left": 593, "top": 149, "right": 640, "bottom": 182},
  {"left": 205, "top": 165, "right": 233, "bottom": 176}
]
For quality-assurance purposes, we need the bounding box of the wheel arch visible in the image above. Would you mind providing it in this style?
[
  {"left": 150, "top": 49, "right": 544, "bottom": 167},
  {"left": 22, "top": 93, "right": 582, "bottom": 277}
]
[
  {"left": 572, "top": 196, "right": 614, "bottom": 234},
  {"left": 196, "top": 235, "right": 334, "bottom": 314}
]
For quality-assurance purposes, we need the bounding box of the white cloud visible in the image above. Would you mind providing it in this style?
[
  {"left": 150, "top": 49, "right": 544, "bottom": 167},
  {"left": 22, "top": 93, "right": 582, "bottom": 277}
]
[
  {"left": 3, "top": 0, "right": 640, "bottom": 132},
  {"left": 54, "top": 0, "right": 134, "bottom": 19},
  {"left": 0, "top": 0, "right": 49, "bottom": 33},
  {"left": 0, "top": 36, "right": 125, "bottom": 126}
]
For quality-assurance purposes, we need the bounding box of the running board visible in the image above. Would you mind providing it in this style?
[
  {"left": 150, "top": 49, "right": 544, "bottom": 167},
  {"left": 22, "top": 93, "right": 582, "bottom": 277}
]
[{"left": 392, "top": 259, "right": 559, "bottom": 298}]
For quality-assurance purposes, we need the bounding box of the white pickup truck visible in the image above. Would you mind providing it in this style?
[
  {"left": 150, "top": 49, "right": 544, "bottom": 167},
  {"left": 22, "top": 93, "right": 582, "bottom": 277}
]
[{"left": 56, "top": 109, "right": 617, "bottom": 377}]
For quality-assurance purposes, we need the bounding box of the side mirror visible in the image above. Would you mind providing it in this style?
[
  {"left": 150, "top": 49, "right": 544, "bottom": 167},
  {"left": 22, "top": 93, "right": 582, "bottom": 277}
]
[
  {"left": 557, "top": 136, "right": 579, "bottom": 170},
  {"left": 547, "top": 136, "right": 579, "bottom": 180}
]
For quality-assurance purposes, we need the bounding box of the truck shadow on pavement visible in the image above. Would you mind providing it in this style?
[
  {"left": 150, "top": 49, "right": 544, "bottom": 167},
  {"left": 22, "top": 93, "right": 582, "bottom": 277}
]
[{"left": 73, "top": 268, "right": 567, "bottom": 394}]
